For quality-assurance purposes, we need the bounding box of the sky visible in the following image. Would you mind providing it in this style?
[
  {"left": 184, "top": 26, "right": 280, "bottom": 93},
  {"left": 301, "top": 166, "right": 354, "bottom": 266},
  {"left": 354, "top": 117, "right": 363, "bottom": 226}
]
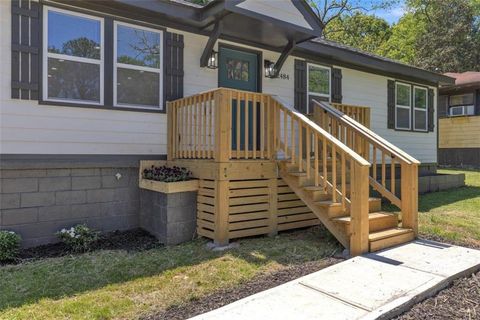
[{"left": 372, "top": 2, "right": 406, "bottom": 25}]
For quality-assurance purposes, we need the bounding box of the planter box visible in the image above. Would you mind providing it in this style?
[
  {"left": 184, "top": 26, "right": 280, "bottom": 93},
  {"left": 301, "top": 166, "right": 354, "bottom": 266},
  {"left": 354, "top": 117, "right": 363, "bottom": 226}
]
[
  {"left": 139, "top": 160, "right": 199, "bottom": 193},
  {"left": 139, "top": 179, "right": 199, "bottom": 194},
  {"left": 138, "top": 160, "right": 198, "bottom": 245}
]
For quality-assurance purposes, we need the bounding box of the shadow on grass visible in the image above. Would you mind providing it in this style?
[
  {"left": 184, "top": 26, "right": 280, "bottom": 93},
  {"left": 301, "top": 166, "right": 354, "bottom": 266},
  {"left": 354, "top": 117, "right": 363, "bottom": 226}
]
[
  {"left": 382, "top": 186, "right": 480, "bottom": 213},
  {"left": 0, "top": 226, "right": 340, "bottom": 313}
]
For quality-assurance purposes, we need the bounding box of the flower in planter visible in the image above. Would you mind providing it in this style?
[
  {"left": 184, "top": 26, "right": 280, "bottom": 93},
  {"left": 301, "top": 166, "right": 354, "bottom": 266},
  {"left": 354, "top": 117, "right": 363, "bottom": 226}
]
[{"left": 143, "top": 165, "right": 192, "bottom": 182}]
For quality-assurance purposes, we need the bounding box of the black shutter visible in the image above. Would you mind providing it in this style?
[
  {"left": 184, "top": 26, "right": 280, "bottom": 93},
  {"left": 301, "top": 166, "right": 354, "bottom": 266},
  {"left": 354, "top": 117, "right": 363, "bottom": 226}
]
[
  {"left": 11, "top": 0, "right": 40, "bottom": 100},
  {"left": 428, "top": 88, "right": 435, "bottom": 131},
  {"left": 164, "top": 32, "right": 184, "bottom": 110},
  {"left": 331, "top": 68, "right": 342, "bottom": 103},
  {"left": 387, "top": 80, "right": 395, "bottom": 129},
  {"left": 294, "top": 59, "right": 307, "bottom": 114},
  {"left": 438, "top": 95, "right": 448, "bottom": 118}
]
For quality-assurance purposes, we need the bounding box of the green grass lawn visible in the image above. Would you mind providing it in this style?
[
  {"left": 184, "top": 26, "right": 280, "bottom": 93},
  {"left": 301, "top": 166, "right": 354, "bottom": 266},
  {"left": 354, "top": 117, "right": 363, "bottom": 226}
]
[
  {"left": 417, "top": 168, "right": 480, "bottom": 247},
  {"left": 1, "top": 169, "right": 477, "bottom": 320},
  {"left": 0, "top": 227, "right": 339, "bottom": 320}
]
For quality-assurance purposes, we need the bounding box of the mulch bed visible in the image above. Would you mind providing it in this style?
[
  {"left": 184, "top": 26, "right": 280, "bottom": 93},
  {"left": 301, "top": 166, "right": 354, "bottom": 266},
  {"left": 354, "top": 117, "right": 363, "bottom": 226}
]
[
  {"left": 395, "top": 271, "right": 480, "bottom": 320},
  {"left": 3, "top": 229, "right": 161, "bottom": 266},
  {"left": 144, "top": 257, "right": 341, "bottom": 320}
]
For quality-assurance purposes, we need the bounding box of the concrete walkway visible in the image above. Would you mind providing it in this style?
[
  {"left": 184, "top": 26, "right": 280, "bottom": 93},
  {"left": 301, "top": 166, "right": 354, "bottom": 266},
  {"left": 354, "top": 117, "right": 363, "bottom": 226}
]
[{"left": 191, "top": 240, "right": 480, "bottom": 320}]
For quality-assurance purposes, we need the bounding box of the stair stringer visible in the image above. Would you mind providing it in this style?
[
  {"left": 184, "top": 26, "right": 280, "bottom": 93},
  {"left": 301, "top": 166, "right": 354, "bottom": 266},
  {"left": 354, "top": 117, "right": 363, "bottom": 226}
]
[{"left": 278, "top": 162, "right": 349, "bottom": 248}]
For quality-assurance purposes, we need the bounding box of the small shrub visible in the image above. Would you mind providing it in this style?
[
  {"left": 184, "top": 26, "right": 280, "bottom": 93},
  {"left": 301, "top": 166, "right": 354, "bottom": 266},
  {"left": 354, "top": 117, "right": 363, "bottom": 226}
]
[
  {"left": 0, "top": 231, "right": 21, "bottom": 262},
  {"left": 57, "top": 224, "right": 98, "bottom": 252},
  {"left": 143, "top": 165, "right": 192, "bottom": 182}
]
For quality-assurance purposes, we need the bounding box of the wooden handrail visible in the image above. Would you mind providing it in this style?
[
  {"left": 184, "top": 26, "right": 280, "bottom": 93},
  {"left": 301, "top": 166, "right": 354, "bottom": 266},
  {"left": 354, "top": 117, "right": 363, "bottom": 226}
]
[
  {"left": 315, "top": 101, "right": 420, "bottom": 165},
  {"left": 312, "top": 99, "right": 419, "bottom": 236},
  {"left": 272, "top": 97, "right": 370, "bottom": 167},
  {"left": 272, "top": 96, "right": 371, "bottom": 254}
]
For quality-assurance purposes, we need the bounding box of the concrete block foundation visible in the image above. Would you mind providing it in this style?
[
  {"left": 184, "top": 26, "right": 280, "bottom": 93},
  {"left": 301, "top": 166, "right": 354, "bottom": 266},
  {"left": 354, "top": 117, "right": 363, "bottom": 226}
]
[
  {"left": 139, "top": 189, "right": 197, "bottom": 245},
  {"left": 0, "top": 155, "right": 161, "bottom": 247}
]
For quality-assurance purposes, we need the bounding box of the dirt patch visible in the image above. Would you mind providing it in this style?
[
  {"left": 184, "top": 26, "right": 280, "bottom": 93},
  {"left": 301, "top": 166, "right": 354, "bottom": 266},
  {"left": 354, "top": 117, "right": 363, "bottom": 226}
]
[
  {"left": 144, "top": 257, "right": 341, "bottom": 320},
  {"left": 6, "top": 229, "right": 161, "bottom": 265},
  {"left": 395, "top": 271, "right": 480, "bottom": 320}
]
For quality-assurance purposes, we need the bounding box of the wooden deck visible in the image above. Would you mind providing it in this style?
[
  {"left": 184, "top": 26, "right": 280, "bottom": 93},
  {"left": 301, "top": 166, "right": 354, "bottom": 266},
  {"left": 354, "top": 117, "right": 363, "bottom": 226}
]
[{"left": 166, "top": 88, "right": 419, "bottom": 255}]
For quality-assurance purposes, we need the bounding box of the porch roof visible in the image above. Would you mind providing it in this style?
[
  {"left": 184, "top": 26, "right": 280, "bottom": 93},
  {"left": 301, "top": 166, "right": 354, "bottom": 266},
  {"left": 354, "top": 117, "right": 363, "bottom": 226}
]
[{"left": 110, "top": 0, "right": 323, "bottom": 50}]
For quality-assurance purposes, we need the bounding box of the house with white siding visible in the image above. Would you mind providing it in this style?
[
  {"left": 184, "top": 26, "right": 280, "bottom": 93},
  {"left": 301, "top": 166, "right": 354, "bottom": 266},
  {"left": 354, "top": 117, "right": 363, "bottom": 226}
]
[{"left": 0, "top": 0, "right": 456, "bottom": 254}]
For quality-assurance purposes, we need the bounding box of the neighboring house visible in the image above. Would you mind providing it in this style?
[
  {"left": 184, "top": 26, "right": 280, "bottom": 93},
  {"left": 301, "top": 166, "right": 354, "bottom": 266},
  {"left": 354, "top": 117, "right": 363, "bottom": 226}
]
[
  {"left": 438, "top": 72, "right": 480, "bottom": 168},
  {"left": 0, "top": 0, "right": 454, "bottom": 253}
]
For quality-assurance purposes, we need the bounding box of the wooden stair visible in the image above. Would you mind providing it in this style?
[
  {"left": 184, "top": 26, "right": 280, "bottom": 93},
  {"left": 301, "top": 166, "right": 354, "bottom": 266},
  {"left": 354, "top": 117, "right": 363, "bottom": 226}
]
[{"left": 279, "top": 161, "right": 414, "bottom": 253}]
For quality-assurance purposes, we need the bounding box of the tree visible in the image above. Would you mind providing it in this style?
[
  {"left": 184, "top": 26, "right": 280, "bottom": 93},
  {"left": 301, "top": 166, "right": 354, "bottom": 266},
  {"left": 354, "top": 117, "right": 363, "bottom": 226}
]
[
  {"left": 378, "top": 13, "right": 426, "bottom": 65},
  {"left": 407, "top": 0, "right": 480, "bottom": 72},
  {"left": 308, "top": 0, "right": 396, "bottom": 30},
  {"left": 48, "top": 37, "right": 100, "bottom": 59},
  {"left": 325, "top": 13, "right": 392, "bottom": 54}
]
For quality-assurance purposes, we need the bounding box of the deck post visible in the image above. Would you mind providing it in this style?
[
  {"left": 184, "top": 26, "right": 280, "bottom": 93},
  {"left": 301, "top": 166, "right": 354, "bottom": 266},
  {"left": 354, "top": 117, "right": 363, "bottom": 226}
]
[
  {"left": 364, "top": 108, "right": 371, "bottom": 129},
  {"left": 267, "top": 98, "right": 276, "bottom": 159},
  {"left": 214, "top": 179, "right": 229, "bottom": 246},
  {"left": 401, "top": 163, "right": 418, "bottom": 236},
  {"left": 167, "top": 101, "right": 174, "bottom": 161},
  {"left": 349, "top": 162, "right": 370, "bottom": 256},
  {"left": 214, "top": 89, "right": 230, "bottom": 162}
]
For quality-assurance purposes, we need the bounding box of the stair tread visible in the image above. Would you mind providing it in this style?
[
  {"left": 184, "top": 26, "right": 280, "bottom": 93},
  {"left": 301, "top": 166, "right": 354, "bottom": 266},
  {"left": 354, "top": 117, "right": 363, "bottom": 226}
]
[
  {"left": 289, "top": 172, "right": 307, "bottom": 177},
  {"left": 315, "top": 200, "right": 342, "bottom": 207},
  {"left": 333, "top": 212, "right": 397, "bottom": 223},
  {"left": 369, "top": 227, "right": 413, "bottom": 242},
  {"left": 303, "top": 186, "right": 327, "bottom": 191}
]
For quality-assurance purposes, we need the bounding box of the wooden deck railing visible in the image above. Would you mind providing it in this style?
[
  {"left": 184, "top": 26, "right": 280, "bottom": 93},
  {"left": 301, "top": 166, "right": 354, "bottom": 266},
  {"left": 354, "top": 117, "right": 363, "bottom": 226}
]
[
  {"left": 330, "top": 103, "right": 371, "bottom": 128},
  {"left": 271, "top": 97, "right": 371, "bottom": 254},
  {"left": 167, "top": 88, "right": 420, "bottom": 254},
  {"left": 167, "top": 88, "right": 275, "bottom": 161},
  {"left": 312, "top": 100, "right": 420, "bottom": 235}
]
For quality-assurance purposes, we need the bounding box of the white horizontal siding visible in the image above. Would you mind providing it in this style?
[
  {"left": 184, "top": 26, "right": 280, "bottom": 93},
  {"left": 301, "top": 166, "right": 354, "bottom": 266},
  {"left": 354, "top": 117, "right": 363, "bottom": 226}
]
[
  {"left": 0, "top": 0, "right": 437, "bottom": 163},
  {"left": 341, "top": 68, "right": 437, "bottom": 163}
]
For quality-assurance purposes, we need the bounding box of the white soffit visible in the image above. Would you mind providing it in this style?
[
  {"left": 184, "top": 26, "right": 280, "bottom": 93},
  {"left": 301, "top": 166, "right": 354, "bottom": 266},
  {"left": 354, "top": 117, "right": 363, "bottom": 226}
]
[{"left": 236, "top": 0, "right": 314, "bottom": 30}]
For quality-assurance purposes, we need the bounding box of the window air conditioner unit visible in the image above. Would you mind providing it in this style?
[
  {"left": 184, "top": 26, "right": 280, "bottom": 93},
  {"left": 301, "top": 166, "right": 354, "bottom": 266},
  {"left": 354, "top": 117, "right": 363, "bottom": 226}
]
[{"left": 449, "top": 105, "right": 475, "bottom": 117}]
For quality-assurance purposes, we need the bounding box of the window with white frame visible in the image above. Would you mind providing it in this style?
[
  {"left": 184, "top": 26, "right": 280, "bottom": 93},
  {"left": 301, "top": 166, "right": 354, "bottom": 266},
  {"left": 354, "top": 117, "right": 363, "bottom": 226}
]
[
  {"left": 450, "top": 93, "right": 474, "bottom": 107},
  {"left": 43, "top": 7, "right": 104, "bottom": 104},
  {"left": 114, "top": 22, "right": 163, "bottom": 109},
  {"left": 308, "top": 64, "right": 330, "bottom": 96},
  {"left": 307, "top": 63, "right": 331, "bottom": 112},
  {"left": 448, "top": 93, "right": 475, "bottom": 116},
  {"left": 395, "top": 82, "right": 411, "bottom": 130},
  {"left": 413, "top": 86, "right": 428, "bottom": 131}
]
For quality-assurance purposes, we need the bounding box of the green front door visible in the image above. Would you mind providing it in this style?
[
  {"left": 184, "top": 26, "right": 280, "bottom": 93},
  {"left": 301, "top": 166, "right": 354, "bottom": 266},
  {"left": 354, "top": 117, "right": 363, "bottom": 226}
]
[{"left": 218, "top": 47, "right": 259, "bottom": 151}]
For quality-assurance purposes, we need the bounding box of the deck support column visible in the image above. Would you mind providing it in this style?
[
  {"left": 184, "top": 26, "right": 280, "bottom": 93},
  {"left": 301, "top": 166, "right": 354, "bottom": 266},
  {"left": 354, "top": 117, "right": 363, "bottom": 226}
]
[
  {"left": 401, "top": 163, "right": 418, "bottom": 236},
  {"left": 214, "top": 179, "right": 229, "bottom": 246},
  {"left": 350, "top": 163, "right": 370, "bottom": 256}
]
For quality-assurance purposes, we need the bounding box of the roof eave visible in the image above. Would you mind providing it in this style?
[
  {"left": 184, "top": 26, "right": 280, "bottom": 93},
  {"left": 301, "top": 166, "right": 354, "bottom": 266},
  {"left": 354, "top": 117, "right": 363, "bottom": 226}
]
[{"left": 297, "top": 41, "right": 455, "bottom": 86}]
